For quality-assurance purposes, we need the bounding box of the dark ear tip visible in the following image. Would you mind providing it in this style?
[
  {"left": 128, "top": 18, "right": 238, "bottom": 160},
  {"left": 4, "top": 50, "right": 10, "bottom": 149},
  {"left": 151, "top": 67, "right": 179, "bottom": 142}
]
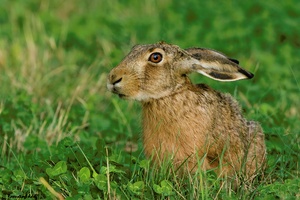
[
  {"left": 229, "top": 58, "right": 239, "bottom": 64},
  {"left": 247, "top": 72, "right": 254, "bottom": 79},
  {"left": 238, "top": 68, "right": 254, "bottom": 79}
]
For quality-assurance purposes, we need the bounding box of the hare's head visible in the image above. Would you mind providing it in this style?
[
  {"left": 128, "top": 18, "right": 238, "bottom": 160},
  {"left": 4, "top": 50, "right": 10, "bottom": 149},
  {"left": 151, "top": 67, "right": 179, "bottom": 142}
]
[{"left": 107, "top": 41, "right": 253, "bottom": 101}]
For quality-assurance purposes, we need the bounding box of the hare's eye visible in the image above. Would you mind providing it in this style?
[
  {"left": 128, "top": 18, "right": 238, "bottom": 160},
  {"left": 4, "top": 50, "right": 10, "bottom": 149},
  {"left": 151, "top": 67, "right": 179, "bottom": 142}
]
[{"left": 149, "top": 52, "right": 163, "bottom": 63}]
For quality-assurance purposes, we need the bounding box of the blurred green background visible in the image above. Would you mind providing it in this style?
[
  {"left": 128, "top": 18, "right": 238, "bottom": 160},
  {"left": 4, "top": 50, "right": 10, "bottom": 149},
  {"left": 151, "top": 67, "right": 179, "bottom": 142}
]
[{"left": 0, "top": 0, "right": 299, "bottom": 199}]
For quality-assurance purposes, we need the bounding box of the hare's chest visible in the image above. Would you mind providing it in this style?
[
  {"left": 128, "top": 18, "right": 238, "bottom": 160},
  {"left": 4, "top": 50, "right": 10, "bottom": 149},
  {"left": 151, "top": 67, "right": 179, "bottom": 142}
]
[
  {"left": 141, "top": 93, "right": 216, "bottom": 160},
  {"left": 141, "top": 111, "right": 206, "bottom": 161}
]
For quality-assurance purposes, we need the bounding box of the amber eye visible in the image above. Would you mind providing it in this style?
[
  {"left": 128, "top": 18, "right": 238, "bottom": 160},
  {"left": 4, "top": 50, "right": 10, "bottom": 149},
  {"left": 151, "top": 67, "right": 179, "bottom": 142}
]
[{"left": 148, "top": 52, "right": 163, "bottom": 63}]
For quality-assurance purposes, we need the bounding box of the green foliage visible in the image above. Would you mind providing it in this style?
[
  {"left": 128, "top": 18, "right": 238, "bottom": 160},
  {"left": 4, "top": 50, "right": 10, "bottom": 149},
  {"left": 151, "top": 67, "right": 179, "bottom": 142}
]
[
  {"left": 153, "top": 180, "right": 174, "bottom": 196},
  {"left": 0, "top": 0, "right": 299, "bottom": 199},
  {"left": 258, "top": 178, "right": 300, "bottom": 199},
  {"left": 127, "top": 181, "right": 145, "bottom": 196},
  {"left": 46, "top": 161, "right": 68, "bottom": 177},
  {"left": 78, "top": 167, "right": 91, "bottom": 183}
]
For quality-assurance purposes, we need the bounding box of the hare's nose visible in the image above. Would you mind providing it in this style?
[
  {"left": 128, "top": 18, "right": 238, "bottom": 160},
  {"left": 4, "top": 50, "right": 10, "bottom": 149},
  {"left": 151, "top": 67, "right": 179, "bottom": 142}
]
[
  {"left": 110, "top": 74, "right": 123, "bottom": 85},
  {"left": 113, "top": 77, "right": 122, "bottom": 85}
]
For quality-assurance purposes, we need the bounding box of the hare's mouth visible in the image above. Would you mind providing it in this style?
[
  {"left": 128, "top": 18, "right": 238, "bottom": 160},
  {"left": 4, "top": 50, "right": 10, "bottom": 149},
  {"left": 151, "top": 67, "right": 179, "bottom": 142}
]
[
  {"left": 118, "top": 93, "right": 127, "bottom": 98},
  {"left": 111, "top": 89, "right": 127, "bottom": 98},
  {"left": 107, "top": 82, "right": 128, "bottom": 98}
]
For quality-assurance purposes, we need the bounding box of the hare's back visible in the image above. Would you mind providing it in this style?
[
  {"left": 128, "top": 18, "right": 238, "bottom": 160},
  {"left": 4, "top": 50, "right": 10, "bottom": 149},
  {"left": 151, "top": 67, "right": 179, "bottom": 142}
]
[{"left": 193, "top": 83, "right": 247, "bottom": 129}]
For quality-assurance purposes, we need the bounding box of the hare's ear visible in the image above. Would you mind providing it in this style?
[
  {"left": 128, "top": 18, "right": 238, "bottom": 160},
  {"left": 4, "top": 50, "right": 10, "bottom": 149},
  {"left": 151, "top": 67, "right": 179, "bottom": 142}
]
[{"left": 183, "top": 48, "right": 254, "bottom": 81}]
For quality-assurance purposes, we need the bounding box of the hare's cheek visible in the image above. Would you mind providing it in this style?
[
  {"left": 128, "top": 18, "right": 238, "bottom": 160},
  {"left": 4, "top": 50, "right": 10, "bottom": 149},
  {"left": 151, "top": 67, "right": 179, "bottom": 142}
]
[
  {"left": 133, "top": 91, "right": 151, "bottom": 101},
  {"left": 117, "top": 82, "right": 140, "bottom": 98}
]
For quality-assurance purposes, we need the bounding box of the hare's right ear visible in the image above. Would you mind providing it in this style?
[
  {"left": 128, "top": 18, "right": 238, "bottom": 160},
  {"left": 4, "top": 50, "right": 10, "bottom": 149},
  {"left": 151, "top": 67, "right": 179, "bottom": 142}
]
[{"left": 179, "top": 48, "right": 253, "bottom": 81}]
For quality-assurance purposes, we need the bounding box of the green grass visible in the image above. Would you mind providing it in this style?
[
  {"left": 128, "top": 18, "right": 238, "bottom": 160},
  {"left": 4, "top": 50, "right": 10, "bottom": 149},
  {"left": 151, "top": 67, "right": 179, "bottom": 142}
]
[{"left": 0, "top": 0, "right": 299, "bottom": 199}]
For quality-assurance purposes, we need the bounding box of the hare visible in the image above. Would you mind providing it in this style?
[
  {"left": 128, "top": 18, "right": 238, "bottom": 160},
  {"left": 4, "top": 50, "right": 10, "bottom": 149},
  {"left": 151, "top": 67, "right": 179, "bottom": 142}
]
[{"left": 107, "top": 41, "right": 266, "bottom": 182}]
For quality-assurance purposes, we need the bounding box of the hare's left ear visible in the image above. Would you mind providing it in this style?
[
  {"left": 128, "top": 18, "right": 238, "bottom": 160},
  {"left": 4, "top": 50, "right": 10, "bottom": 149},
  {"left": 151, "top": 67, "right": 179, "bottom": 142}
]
[{"left": 182, "top": 47, "right": 253, "bottom": 81}]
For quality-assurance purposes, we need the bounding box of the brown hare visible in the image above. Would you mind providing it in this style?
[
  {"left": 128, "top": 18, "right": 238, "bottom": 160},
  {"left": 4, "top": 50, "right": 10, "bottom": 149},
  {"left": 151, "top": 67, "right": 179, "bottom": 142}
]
[{"left": 107, "top": 41, "right": 266, "bottom": 182}]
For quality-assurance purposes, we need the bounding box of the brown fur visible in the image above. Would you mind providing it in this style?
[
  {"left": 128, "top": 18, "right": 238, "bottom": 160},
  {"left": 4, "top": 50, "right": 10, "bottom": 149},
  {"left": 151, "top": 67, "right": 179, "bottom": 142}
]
[{"left": 107, "top": 42, "right": 266, "bottom": 181}]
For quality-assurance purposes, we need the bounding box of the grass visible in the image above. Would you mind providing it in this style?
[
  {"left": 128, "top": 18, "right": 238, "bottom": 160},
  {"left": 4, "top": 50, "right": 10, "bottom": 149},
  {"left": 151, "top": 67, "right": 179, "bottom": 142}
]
[{"left": 0, "top": 0, "right": 299, "bottom": 199}]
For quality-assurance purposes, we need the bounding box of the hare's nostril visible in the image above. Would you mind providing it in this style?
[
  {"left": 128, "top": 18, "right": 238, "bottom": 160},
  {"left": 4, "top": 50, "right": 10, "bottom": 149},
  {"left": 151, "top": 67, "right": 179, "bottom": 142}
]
[{"left": 113, "top": 77, "right": 122, "bottom": 85}]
